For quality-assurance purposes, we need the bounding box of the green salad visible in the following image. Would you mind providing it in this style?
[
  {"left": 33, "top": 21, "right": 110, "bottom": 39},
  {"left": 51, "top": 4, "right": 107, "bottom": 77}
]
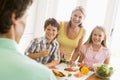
[{"left": 94, "top": 64, "right": 113, "bottom": 78}]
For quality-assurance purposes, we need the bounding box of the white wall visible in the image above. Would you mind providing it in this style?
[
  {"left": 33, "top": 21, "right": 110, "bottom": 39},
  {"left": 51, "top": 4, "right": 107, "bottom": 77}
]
[
  {"left": 103, "top": 0, "right": 120, "bottom": 48},
  {"left": 18, "top": 0, "right": 38, "bottom": 53},
  {"left": 83, "top": 0, "right": 108, "bottom": 44},
  {"left": 110, "top": 0, "right": 120, "bottom": 52},
  {"left": 56, "top": 0, "right": 77, "bottom": 21},
  {"left": 34, "top": 0, "right": 59, "bottom": 38}
]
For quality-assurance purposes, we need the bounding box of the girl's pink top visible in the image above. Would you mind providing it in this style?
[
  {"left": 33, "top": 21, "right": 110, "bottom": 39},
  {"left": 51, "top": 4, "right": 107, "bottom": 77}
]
[{"left": 80, "top": 44, "right": 111, "bottom": 67}]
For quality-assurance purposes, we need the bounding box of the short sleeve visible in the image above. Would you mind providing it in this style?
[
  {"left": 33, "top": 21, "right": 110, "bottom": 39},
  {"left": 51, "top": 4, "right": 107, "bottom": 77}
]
[
  {"left": 105, "top": 48, "right": 111, "bottom": 58},
  {"left": 79, "top": 45, "right": 87, "bottom": 55},
  {"left": 24, "top": 38, "right": 38, "bottom": 55}
]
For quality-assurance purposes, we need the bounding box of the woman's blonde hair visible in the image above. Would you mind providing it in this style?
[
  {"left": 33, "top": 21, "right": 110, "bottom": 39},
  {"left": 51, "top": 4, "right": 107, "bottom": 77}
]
[
  {"left": 84, "top": 26, "right": 107, "bottom": 47},
  {"left": 72, "top": 6, "right": 86, "bottom": 17},
  {"left": 68, "top": 6, "right": 86, "bottom": 28}
]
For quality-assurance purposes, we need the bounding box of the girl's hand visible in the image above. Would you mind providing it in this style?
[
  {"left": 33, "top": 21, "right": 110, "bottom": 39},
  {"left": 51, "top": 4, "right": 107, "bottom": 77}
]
[
  {"left": 69, "top": 60, "right": 76, "bottom": 67},
  {"left": 89, "top": 66, "right": 94, "bottom": 71},
  {"left": 79, "top": 63, "right": 88, "bottom": 67}
]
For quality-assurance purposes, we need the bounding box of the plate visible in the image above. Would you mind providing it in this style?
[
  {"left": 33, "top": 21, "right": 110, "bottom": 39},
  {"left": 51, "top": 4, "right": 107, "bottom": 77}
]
[{"left": 52, "top": 69, "right": 66, "bottom": 77}]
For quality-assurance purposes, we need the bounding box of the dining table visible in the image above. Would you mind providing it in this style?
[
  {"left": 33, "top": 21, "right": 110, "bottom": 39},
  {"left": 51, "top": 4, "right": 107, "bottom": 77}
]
[{"left": 53, "top": 63, "right": 118, "bottom": 80}]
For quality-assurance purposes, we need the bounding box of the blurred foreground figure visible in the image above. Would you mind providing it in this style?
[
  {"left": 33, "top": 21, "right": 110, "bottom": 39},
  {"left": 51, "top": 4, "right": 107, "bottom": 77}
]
[{"left": 0, "top": 0, "right": 57, "bottom": 80}]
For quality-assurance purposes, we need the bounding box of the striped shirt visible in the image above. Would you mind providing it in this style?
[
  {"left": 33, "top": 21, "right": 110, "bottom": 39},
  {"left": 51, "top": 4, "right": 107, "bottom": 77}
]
[{"left": 25, "top": 36, "right": 60, "bottom": 64}]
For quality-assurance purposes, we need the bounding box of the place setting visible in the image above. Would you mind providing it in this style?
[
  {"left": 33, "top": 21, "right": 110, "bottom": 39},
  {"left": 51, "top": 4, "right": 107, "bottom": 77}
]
[
  {"left": 49, "top": 61, "right": 94, "bottom": 80},
  {"left": 49, "top": 61, "right": 114, "bottom": 80}
]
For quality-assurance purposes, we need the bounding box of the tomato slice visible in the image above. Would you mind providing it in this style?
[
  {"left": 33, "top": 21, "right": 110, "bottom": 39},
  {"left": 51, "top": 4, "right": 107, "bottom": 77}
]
[{"left": 64, "top": 68, "right": 76, "bottom": 72}]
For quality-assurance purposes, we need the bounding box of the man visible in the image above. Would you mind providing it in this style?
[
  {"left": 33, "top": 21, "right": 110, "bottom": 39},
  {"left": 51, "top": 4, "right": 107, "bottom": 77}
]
[{"left": 0, "top": 0, "right": 57, "bottom": 80}]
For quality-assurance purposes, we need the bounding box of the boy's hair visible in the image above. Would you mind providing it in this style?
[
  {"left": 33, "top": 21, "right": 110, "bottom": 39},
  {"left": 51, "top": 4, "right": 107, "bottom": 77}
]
[
  {"left": 84, "top": 26, "right": 107, "bottom": 47},
  {"left": 44, "top": 18, "right": 60, "bottom": 31},
  {"left": 0, "top": 0, "right": 33, "bottom": 34}
]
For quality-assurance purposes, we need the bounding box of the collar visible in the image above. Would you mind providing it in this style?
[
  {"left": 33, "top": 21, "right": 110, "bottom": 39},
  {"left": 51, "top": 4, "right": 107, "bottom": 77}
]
[
  {"left": 90, "top": 44, "right": 104, "bottom": 51},
  {"left": 42, "top": 36, "right": 56, "bottom": 46}
]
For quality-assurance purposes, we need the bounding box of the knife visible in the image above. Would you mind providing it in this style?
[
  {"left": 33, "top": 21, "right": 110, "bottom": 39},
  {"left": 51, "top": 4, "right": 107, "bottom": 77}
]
[{"left": 60, "top": 57, "right": 69, "bottom": 64}]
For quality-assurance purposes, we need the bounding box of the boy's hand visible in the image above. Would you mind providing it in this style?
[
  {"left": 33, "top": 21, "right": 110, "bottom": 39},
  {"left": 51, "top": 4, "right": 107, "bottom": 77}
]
[
  {"left": 40, "top": 43, "right": 51, "bottom": 57},
  {"left": 40, "top": 50, "right": 49, "bottom": 57}
]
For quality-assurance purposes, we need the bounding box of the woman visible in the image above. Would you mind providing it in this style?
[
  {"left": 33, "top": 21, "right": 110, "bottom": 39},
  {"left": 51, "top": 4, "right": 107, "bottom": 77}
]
[{"left": 57, "top": 6, "right": 86, "bottom": 61}]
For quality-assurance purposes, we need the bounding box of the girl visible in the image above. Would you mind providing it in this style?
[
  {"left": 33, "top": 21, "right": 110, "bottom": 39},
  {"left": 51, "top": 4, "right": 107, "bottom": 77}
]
[{"left": 70, "top": 26, "right": 111, "bottom": 70}]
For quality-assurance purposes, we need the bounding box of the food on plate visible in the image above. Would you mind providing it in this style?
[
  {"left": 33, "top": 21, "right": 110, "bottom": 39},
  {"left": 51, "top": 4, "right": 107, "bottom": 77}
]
[
  {"left": 79, "top": 66, "right": 89, "bottom": 75},
  {"left": 68, "top": 73, "right": 72, "bottom": 77},
  {"left": 72, "top": 66, "right": 79, "bottom": 71},
  {"left": 74, "top": 72, "right": 83, "bottom": 78},
  {"left": 52, "top": 69, "right": 65, "bottom": 77},
  {"left": 79, "top": 66, "right": 84, "bottom": 70},
  {"left": 94, "top": 64, "right": 114, "bottom": 78},
  {"left": 64, "top": 67, "right": 76, "bottom": 72}
]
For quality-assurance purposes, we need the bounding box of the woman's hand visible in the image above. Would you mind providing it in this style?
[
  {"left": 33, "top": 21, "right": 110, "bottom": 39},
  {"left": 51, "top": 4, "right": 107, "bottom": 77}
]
[{"left": 60, "top": 47, "right": 66, "bottom": 58}]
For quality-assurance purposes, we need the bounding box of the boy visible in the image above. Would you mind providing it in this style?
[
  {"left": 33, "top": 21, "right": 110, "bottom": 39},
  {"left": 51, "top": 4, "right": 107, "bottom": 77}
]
[{"left": 25, "top": 18, "right": 60, "bottom": 67}]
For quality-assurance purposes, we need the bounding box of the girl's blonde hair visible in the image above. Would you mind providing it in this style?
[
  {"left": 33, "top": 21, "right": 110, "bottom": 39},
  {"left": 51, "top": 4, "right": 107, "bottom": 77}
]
[{"left": 84, "top": 26, "right": 107, "bottom": 47}]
